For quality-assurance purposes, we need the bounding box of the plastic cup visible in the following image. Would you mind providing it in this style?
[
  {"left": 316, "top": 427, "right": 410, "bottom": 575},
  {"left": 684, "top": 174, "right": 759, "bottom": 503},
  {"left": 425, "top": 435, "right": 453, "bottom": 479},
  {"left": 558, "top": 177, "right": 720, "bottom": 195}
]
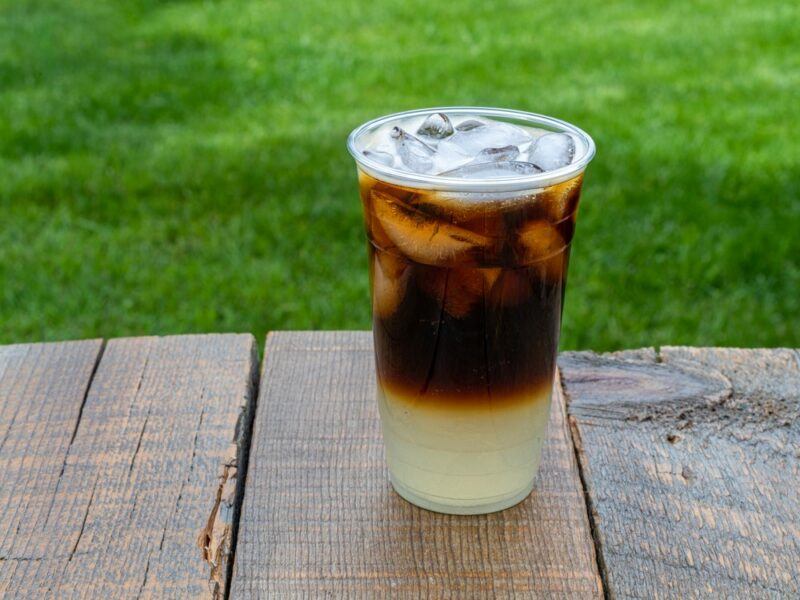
[{"left": 347, "top": 107, "right": 595, "bottom": 514}]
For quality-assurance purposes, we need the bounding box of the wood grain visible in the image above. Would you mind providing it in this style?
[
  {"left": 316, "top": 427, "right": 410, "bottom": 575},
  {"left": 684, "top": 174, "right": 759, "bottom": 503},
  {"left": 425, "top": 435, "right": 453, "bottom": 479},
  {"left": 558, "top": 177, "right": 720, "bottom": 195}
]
[
  {"left": 560, "top": 347, "right": 800, "bottom": 599},
  {"left": 0, "top": 340, "right": 104, "bottom": 595},
  {"left": 0, "top": 334, "right": 258, "bottom": 599},
  {"left": 231, "top": 331, "right": 603, "bottom": 599}
]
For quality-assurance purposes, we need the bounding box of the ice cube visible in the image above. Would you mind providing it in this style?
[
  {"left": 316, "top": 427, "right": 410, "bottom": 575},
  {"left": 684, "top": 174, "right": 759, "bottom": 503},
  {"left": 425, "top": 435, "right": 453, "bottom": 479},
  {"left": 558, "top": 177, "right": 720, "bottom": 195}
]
[
  {"left": 528, "top": 133, "right": 576, "bottom": 171},
  {"left": 432, "top": 142, "right": 473, "bottom": 174},
  {"left": 481, "top": 268, "right": 502, "bottom": 290},
  {"left": 390, "top": 127, "right": 436, "bottom": 173},
  {"left": 442, "top": 268, "right": 485, "bottom": 318},
  {"left": 473, "top": 145, "right": 520, "bottom": 163},
  {"left": 416, "top": 113, "right": 454, "bottom": 140},
  {"left": 439, "top": 121, "right": 533, "bottom": 158},
  {"left": 363, "top": 149, "right": 395, "bottom": 167},
  {"left": 541, "top": 174, "right": 583, "bottom": 222},
  {"left": 415, "top": 192, "right": 509, "bottom": 240},
  {"left": 366, "top": 204, "right": 395, "bottom": 250},
  {"left": 372, "top": 251, "right": 410, "bottom": 318},
  {"left": 371, "top": 189, "right": 490, "bottom": 266},
  {"left": 441, "top": 161, "right": 543, "bottom": 179},
  {"left": 417, "top": 267, "right": 500, "bottom": 319},
  {"left": 487, "top": 270, "right": 534, "bottom": 306},
  {"left": 515, "top": 220, "right": 566, "bottom": 280},
  {"left": 455, "top": 119, "right": 486, "bottom": 132}
]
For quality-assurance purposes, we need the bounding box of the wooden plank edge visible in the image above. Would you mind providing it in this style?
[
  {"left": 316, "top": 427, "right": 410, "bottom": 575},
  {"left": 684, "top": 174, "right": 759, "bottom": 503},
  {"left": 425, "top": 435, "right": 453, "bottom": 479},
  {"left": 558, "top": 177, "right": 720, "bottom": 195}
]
[
  {"left": 188, "top": 334, "right": 259, "bottom": 599},
  {"left": 556, "top": 367, "right": 609, "bottom": 599}
]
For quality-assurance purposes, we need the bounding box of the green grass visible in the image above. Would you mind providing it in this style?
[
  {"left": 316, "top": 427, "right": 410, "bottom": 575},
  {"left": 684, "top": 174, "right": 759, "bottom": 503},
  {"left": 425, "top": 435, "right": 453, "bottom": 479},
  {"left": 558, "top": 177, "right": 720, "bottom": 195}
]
[{"left": 1, "top": 0, "right": 798, "bottom": 350}]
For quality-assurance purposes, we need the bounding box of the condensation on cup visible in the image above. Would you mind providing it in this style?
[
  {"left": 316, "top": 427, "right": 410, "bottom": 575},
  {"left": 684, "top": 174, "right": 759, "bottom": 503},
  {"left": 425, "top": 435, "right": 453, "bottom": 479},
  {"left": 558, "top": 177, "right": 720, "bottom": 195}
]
[{"left": 347, "top": 108, "right": 596, "bottom": 514}]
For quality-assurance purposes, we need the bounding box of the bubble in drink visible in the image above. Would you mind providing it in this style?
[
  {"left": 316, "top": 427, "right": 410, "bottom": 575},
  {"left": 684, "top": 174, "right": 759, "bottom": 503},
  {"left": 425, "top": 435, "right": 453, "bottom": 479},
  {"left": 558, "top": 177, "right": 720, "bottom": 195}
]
[
  {"left": 529, "top": 133, "right": 576, "bottom": 171},
  {"left": 473, "top": 145, "right": 520, "bottom": 163},
  {"left": 442, "top": 161, "right": 542, "bottom": 179},
  {"left": 416, "top": 113, "right": 454, "bottom": 141},
  {"left": 390, "top": 127, "right": 436, "bottom": 173}
]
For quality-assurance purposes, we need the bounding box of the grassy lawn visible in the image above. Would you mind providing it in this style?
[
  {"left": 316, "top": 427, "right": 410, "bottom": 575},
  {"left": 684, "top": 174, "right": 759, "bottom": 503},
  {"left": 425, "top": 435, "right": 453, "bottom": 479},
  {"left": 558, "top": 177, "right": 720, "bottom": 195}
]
[{"left": 1, "top": 0, "right": 798, "bottom": 350}]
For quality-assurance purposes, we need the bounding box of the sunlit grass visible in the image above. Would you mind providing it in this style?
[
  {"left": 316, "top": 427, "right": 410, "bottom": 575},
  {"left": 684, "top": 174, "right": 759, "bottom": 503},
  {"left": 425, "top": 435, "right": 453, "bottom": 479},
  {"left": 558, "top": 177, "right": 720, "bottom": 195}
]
[{"left": 1, "top": 0, "right": 798, "bottom": 349}]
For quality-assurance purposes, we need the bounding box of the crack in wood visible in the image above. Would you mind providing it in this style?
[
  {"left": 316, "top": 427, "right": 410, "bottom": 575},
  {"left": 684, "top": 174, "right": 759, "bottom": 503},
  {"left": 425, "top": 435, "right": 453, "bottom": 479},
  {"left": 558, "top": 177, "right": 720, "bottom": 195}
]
[
  {"left": 128, "top": 489, "right": 140, "bottom": 524},
  {"left": 67, "top": 341, "right": 107, "bottom": 454},
  {"left": 220, "top": 342, "right": 260, "bottom": 600},
  {"left": 197, "top": 447, "right": 238, "bottom": 600},
  {"left": 137, "top": 555, "right": 151, "bottom": 599},
  {"left": 134, "top": 352, "right": 149, "bottom": 395},
  {"left": 69, "top": 477, "right": 98, "bottom": 561},
  {"left": 198, "top": 341, "right": 259, "bottom": 600},
  {"left": 42, "top": 341, "right": 107, "bottom": 529},
  {"left": 128, "top": 412, "right": 149, "bottom": 478},
  {"left": 161, "top": 401, "right": 207, "bottom": 555},
  {"left": 126, "top": 347, "right": 153, "bottom": 481}
]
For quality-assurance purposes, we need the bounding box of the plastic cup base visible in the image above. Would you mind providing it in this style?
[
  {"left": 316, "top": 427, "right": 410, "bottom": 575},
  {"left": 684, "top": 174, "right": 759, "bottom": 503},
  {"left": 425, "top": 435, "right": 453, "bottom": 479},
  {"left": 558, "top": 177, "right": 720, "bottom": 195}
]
[{"left": 388, "top": 473, "right": 535, "bottom": 515}]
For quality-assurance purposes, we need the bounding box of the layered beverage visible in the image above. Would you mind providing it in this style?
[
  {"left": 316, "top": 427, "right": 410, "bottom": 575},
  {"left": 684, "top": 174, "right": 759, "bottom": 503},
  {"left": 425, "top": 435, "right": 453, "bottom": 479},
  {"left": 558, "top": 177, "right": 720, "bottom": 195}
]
[{"left": 347, "top": 108, "right": 595, "bottom": 514}]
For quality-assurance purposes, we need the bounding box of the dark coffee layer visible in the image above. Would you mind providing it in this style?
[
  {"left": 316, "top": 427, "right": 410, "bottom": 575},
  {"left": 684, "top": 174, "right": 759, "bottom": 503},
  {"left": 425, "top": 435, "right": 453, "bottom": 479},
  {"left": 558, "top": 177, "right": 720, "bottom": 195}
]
[
  {"left": 371, "top": 248, "right": 569, "bottom": 408},
  {"left": 362, "top": 172, "right": 583, "bottom": 411}
]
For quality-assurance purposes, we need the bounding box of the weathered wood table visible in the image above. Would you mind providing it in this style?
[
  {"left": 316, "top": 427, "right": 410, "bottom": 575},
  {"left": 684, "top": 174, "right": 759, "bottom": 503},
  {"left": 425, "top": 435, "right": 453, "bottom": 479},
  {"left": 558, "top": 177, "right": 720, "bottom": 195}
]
[{"left": 1, "top": 332, "right": 798, "bottom": 598}]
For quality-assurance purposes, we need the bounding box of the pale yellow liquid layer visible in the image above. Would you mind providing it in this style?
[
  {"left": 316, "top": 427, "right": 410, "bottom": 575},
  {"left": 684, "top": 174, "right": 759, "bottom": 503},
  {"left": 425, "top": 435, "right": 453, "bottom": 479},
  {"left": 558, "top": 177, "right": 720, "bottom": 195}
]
[{"left": 377, "top": 385, "right": 552, "bottom": 514}]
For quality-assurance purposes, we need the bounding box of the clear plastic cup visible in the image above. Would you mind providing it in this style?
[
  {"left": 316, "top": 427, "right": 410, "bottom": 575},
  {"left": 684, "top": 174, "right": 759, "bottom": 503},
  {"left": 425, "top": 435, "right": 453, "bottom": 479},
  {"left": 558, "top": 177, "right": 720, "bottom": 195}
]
[{"left": 347, "top": 107, "right": 595, "bottom": 514}]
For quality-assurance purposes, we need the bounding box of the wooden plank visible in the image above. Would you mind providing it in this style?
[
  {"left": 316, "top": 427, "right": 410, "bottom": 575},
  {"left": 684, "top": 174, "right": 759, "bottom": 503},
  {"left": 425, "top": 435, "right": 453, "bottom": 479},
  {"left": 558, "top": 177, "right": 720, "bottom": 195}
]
[
  {"left": 0, "top": 339, "right": 104, "bottom": 594},
  {"left": 0, "top": 334, "right": 258, "bottom": 599},
  {"left": 231, "top": 331, "right": 603, "bottom": 599},
  {"left": 560, "top": 347, "right": 800, "bottom": 599}
]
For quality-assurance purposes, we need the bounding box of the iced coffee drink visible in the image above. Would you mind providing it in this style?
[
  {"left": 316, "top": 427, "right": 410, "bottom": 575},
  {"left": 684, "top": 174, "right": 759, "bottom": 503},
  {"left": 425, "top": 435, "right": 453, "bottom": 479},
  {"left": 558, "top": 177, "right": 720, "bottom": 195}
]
[{"left": 347, "top": 108, "right": 595, "bottom": 514}]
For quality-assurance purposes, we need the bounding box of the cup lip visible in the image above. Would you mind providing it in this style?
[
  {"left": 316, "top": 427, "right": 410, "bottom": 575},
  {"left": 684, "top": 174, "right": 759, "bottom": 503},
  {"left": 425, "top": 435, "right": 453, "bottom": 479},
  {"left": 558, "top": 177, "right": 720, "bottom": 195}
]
[{"left": 347, "top": 106, "right": 596, "bottom": 192}]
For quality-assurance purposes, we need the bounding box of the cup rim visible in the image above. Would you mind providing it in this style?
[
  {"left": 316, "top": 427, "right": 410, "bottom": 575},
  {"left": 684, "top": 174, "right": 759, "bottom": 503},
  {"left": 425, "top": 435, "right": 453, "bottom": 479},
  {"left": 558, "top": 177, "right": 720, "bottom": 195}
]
[{"left": 347, "top": 106, "right": 596, "bottom": 192}]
